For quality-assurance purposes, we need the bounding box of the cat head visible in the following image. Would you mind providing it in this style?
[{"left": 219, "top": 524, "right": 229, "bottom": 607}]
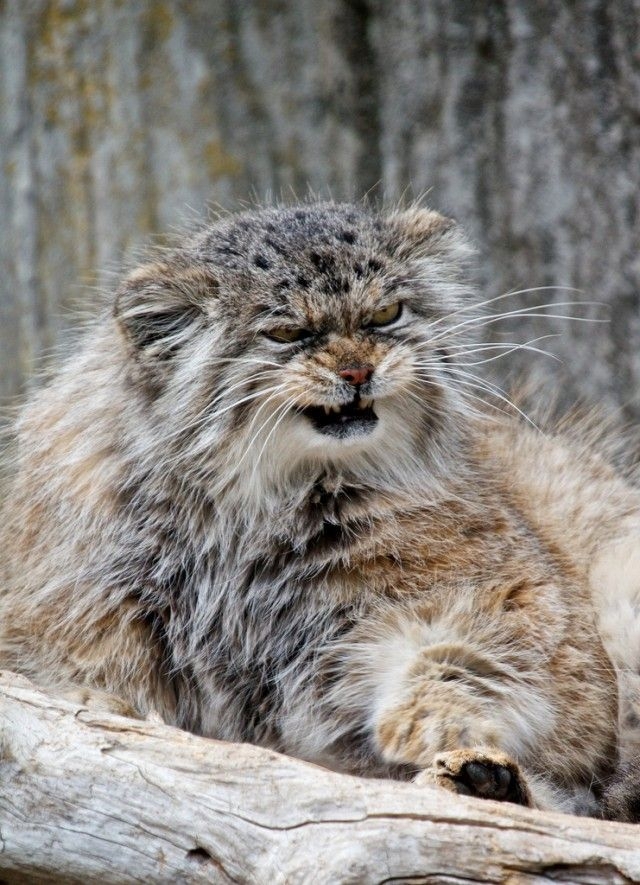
[{"left": 115, "top": 203, "right": 476, "bottom": 499}]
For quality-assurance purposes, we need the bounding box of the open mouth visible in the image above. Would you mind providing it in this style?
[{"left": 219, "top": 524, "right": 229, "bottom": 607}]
[{"left": 300, "top": 395, "right": 378, "bottom": 439}]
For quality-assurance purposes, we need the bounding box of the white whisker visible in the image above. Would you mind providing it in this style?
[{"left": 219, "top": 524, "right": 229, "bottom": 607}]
[
  {"left": 435, "top": 367, "right": 540, "bottom": 430},
  {"left": 428, "top": 302, "right": 605, "bottom": 346},
  {"left": 247, "top": 399, "right": 296, "bottom": 481},
  {"left": 233, "top": 391, "right": 296, "bottom": 470},
  {"left": 424, "top": 285, "right": 583, "bottom": 333},
  {"left": 414, "top": 334, "right": 562, "bottom": 367}
]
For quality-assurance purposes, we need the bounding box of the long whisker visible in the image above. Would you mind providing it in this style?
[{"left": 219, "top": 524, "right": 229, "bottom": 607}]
[
  {"left": 205, "top": 383, "right": 288, "bottom": 422},
  {"left": 402, "top": 382, "right": 472, "bottom": 422},
  {"left": 435, "top": 367, "right": 540, "bottom": 430},
  {"left": 240, "top": 387, "right": 292, "bottom": 444},
  {"left": 158, "top": 369, "right": 282, "bottom": 446},
  {"left": 233, "top": 389, "right": 296, "bottom": 469},
  {"left": 436, "top": 333, "right": 559, "bottom": 355},
  {"left": 428, "top": 302, "right": 606, "bottom": 346},
  {"left": 453, "top": 344, "right": 561, "bottom": 368},
  {"left": 207, "top": 372, "right": 282, "bottom": 413},
  {"left": 247, "top": 399, "right": 296, "bottom": 481},
  {"left": 423, "top": 285, "right": 583, "bottom": 333},
  {"left": 441, "top": 335, "right": 562, "bottom": 366},
  {"left": 413, "top": 364, "right": 534, "bottom": 424},
  {"left": 415, "top": 334, "right": 562, "bottom": 367},
  {"left": 164, "top": 381, "right": 289, "bottom": 450},
  {"left": 407, "top": 376, "right": 511, "bottom": 421},
  {"left": 211, "top": 355, "right": 282, "bottom": 370}
]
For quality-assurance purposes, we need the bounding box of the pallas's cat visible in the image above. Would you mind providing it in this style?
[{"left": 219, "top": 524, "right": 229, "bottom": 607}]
[{"left": 1, "top": 203, "right": 639, "bottom": 819}]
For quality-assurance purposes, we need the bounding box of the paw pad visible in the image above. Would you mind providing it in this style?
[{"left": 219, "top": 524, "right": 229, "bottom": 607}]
[{"left": 435, "top": 750, "right": 531, "bottom": 806}]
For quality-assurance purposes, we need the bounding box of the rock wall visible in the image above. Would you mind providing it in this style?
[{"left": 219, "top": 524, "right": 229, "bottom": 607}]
[{"left": 1, "top": 0, "right": 639, "bottom": 418}]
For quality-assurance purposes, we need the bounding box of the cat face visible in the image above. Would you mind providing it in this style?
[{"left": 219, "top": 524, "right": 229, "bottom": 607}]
[{"left": 115, "top": 204, "right": 475, "bottom": 486}]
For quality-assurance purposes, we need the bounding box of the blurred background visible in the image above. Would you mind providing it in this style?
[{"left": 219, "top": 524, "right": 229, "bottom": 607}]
[{"left": 1, "top": 0, "right": 639, "bottom": 427}]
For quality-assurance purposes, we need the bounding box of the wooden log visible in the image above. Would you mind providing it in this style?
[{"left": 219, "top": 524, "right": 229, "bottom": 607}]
[{"left": 0, "top": 671, "right": 638, "bottom": 885}]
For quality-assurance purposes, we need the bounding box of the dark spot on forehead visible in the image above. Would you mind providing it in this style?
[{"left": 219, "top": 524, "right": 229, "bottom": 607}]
[
  {"left": 296, "top": 273, "right": 310, "bottom": 289},
  {"left": 254, "top": 254, "right": 271, "bottom": 270},
  {"left": 275, "top": 278, "right": 291, "bottom": 291},
  {"left": 200, "top": 204, "right": 392, "bottom": 288},
  {"left": 309, "top": 251, "right": 335, "bottom": 275},
  {"left": 322, "top": 275, "right": 351, "bottom": 295}
]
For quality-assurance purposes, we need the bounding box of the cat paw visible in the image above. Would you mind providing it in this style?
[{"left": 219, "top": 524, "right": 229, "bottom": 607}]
[{"left": 416, "top": 747, "right": 533, "bottom": 806}]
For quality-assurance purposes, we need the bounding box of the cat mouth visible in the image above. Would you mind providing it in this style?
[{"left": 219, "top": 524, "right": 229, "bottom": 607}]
[{"left": 300, "top": 395, "right": 378, "bottom": 438}]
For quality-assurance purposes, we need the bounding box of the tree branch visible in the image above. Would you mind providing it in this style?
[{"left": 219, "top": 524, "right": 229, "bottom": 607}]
[{"left": 0, "top": 671, "right": 638, "bottom": 884}]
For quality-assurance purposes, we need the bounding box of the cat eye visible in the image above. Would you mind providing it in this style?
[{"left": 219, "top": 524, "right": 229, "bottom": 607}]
[
  {"left": 263, "top": 326, "right": 312, "bottom": 344},
  {"left": 365, "top": 302, "right": 402, "bottom": 327}
]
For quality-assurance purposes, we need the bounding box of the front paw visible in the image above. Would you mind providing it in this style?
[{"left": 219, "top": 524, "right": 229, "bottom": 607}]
[{"left": 415, "top": 747, "right": 533, "bottom": 806}]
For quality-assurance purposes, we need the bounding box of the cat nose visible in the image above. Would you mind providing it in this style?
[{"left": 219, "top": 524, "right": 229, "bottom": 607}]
[{"left": 339, "top": 365, "right": 374, "bottom": 387}]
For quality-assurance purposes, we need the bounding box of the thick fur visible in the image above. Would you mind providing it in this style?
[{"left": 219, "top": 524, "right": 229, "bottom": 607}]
[{"left": 1, "top": 202, "right": 639, "bottom": 816}]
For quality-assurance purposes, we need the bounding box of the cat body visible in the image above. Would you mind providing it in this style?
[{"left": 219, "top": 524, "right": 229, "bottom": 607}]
[{"left": 1, "top": 203, "right": 638, "bottom": 816}]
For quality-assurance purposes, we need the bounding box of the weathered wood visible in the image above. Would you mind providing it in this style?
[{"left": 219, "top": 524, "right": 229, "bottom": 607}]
[
  {"left": 1, "top": 1, "right": 639, "bottom": 422},
  {"left": 0, "top": 670, "right": 638, "bottom": 885}
]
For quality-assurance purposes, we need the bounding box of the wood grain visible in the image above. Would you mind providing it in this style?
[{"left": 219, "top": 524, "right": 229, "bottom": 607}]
[{"left": 0, "top": 671, "right": 638, "bottom": 884}]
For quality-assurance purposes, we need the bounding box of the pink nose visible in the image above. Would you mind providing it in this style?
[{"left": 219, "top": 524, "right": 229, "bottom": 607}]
[{"left": 339, "top": 365, "right": 374, "bottom": 386}]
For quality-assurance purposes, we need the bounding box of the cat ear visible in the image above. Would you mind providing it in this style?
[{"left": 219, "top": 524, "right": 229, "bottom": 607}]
[
  {"left": 114, "top": 261, "right": 216, "bottom": 363},
  {"left": 388, "top": 207, "right": 474, "bottom": 265},
  {"left": 387, "top": 208, "right": 476, "bottom": 310}
]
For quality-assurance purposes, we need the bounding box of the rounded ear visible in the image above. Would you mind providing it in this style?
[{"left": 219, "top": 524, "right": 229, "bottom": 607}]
[
  {"left": 114, "top": 261, "right": 217, "bottom": 363},
  {"left": 386, "top": 207, "right": 476, "bottom": 312},
  {"left": 387, "top": 207, "right": 474, "bottom": 265}
]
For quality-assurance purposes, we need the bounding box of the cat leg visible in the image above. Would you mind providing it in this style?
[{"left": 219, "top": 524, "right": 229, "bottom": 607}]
[
  {"left": 328, "top": 597, "right": 616, "bottom": 813},
  {"left": 366, "top": 627, "right": 560, "bottom": 808},
  {"left": 373, "top": 674, "right": 562, "bottom": 809},
  {"left": 371, "top": 648, "right": 609, "bottom": 813}
]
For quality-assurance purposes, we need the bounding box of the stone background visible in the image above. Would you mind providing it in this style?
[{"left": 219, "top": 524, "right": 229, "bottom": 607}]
[{"left": 1, "top": 0, "right": 639, "bottom": 423}]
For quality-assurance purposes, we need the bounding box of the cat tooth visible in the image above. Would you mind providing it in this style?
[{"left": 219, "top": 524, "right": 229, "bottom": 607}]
[
  {"left": 359, "top": 397, "right": 373, "bottom": 409},
  {"left": 323, "top": 405, "right": 331, "bottom": 415},
  {"left": 331, "top": 404, "right": 342, "bottom": 413}
]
